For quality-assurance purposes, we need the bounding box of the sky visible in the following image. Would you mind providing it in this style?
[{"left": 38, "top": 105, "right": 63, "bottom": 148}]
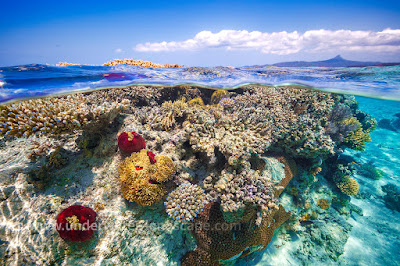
[{"left": 0, "top": 0, "right": 400, "bottom": 67}]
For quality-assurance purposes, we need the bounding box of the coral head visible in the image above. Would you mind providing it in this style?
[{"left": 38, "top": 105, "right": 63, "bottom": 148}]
[
  {"left": 118, "top": 131, "right": 146, "bottom": 154},
  {"left": 56, "top": 205, "right": 97, "bottom": 242}
]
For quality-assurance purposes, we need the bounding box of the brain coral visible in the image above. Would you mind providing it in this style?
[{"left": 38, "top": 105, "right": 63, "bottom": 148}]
[
  {"left": 165, "top": 183, "right": 207, "bottom": 223},
  {"left": 118, "top": 149, "right": 176, "bottom": 206}
]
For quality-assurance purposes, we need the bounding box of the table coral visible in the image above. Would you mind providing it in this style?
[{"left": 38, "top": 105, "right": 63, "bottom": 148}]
[{"left": 118, "top": 149, "right": 176, "bottom": 206}]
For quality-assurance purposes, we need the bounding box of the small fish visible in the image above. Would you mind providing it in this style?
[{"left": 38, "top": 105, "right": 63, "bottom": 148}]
[{"left": 352, "top": 161, "right": 360, "bottom": 166}]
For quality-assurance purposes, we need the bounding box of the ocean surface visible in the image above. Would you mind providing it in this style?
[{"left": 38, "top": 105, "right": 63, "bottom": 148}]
[
  {"left": 1, "top": 64, "right": 400, "bottom": 103},
  {"left": 0, "top": 64, "right": 399, "bottom": 265}
]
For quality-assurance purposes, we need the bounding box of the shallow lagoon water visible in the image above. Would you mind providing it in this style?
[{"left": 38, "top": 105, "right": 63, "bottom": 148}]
[{"left": 0, "top": 64, "right": 399, "bottom": 265}]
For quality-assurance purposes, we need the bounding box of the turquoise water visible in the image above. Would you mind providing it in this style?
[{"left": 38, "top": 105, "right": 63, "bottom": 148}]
[{"left": 0, "top": 64, "right": 400, "bottom": 265}]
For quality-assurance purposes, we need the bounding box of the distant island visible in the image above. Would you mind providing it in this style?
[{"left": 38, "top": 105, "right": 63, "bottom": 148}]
[{"left": 271, "top": 55, "right": 400, "bottom": 67}]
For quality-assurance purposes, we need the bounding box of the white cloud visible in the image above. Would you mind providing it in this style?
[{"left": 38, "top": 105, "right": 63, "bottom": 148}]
[
  {"left": 115, "top": 48, "right": 123, "bottom": 53},
  {"left": 134, "top": 29, "right": 400, "bottom": 55}
]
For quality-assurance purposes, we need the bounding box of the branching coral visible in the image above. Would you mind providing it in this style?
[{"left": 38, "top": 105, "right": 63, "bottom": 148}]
[
  {"left": 331, "top": 163, "right": 359, "bottom": 196},
  {"left": 118, "top": 149, "right": 176, "bottom": 206},
  {"left": 0, "top": 95, "right": 129, "bottom": 138},
  {"left": 336, "top": 176, "right": 359, "bottom": 196},
  {"left": 138, "top": 86, "right": 336, "bottom": 165},
  {"left": 341, "top": 117, "right": 372, "bottom": 151},
  {"left": 165, "top": 183, "right": 207, "bottom": 223}
]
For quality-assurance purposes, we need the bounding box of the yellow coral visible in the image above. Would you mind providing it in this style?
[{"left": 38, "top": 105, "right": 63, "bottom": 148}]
[
  {"left": 188, "top": 97, "right": 205, "bottom": 107},
  {"left": 118, "top": 149, "right": 176, "bottom": 206},
  {"left": 337, "top": 176, "right": 359, "bottom": 195},
  {"left": 342, "top": 117, "right": 372, "bottom": 151},
  {"left": 211, "top": 89, "right": 229, "bottom": 104},
  {"left": 317, "top": 199, "right": 330, "bottom": 209}
]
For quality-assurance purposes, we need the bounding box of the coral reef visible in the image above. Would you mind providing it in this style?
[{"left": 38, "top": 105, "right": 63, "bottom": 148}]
[
  {"left": 0, "top": 84, "right": 380, "bottom": 265},
  {"left": 165, "top": 183, "right": 207, "bottom": 223},
  {"left": 0, "top": 95, "right": 129, "bottom": 138},
  {"left": 118, "top": 131, "right": 146, "bottom": 154},
  {"left": 103, "top": 59, "right": 181, "bottom": 68},
  {"left": 181, "top": 203, "right": 291, "bottom": 266},
  {"left": 56, "top": 205, "right": 97, "bottom": 242},
  {"left": 138, "top": 86, "right": 336, "bottom": 166},
  {"left": 180, "top": 155, "right": 295, "bottom": 265},
  {"left": 118, "top": 149, "right": 176, "bottom": 206}
]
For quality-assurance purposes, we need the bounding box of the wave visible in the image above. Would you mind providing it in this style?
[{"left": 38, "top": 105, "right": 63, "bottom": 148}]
[{"left": 0, "top": 64, "right": 399, "bottom": 103}]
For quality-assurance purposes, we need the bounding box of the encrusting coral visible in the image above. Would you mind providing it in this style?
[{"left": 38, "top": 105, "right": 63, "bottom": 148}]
[
  {"left": 165, "top": 183, "right": 207, "bottom": 223},
  {"left": 118, "top": 149, "right": 176, "bottom": 206},
  {"left": 0, "top": 94, "right": 129, "bottom": 138}
]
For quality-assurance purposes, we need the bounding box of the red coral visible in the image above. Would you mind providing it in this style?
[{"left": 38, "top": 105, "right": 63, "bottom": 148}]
[
  {"left": 147, "top": 151, "right": 156, "bottom": 164},
  {"left": 56, "top": 205, "right": 97, "bottom": 242},
  {"left": 118, "top": 131, "right": 146, "bottom": 154}
]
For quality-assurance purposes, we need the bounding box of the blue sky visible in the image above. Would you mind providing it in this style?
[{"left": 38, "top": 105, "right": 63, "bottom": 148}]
[{"left": 0, "top": 0, "right": 399, "bottom": 67}]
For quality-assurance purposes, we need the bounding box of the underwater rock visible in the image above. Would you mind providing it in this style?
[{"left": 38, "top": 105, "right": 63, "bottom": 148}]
[
  {"left": 118, "top": 131, "right": 146, "bottom": 154},
  {"left": 56, "top": 205, "right": 97, "bottom": 242},
  {"left": 382, "top": 184, "right": 400, "bottom": 212},
  {"left": 378, "top": 118, "right": 397, "bottom": 132}
]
